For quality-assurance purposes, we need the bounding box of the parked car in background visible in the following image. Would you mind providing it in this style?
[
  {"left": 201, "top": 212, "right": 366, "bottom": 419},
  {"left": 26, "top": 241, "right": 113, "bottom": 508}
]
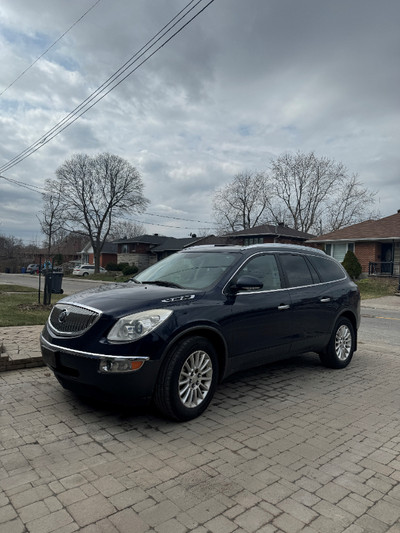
[
  {"left": 72, "top": 264, "right": 107, "bottom": 276},
  {"left": 41, "top": 244, "right": 360, "bottom": 421},
  {"left": 27, "top": 264, "right": 40, "bottom": 274}
]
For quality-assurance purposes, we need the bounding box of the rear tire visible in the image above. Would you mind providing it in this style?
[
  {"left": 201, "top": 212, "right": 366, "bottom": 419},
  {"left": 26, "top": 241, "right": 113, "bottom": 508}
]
[
  {"left": 154, "top": 336, "right": 218, "bottom": 421},
  {"left": 319, "top": 317, "right": 355, "bottom": 369}
]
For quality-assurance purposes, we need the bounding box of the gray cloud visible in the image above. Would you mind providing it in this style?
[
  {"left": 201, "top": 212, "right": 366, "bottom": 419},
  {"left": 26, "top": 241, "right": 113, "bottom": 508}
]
[{"left": 1, "top": 0, "right": 399, "bottom": 243}]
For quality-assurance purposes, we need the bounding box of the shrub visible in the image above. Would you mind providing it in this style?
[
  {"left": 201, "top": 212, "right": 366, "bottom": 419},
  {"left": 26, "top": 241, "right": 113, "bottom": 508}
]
[
  {"left": 106, "top": 262, "right": 119, "bottom": 271},
  {"left": 342, "top": 250, "right": 362, "bottom": 280},
  {"left": 122, "top": 264, "right": 138, "bottom": 276}
]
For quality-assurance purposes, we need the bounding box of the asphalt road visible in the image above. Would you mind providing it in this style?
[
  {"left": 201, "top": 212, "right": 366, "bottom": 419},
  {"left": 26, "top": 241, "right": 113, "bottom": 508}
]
[
  {"left": 359, "top": 306, "right": 400, "bottom": 348},
  {"left": 0, "top": 272, "right": 112, "bottom": 295}
]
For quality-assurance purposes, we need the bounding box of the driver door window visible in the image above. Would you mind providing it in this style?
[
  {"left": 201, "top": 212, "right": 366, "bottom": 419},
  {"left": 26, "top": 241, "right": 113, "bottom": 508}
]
[{"left": 238, "top": 254, "right": 282, "bottom": 291}]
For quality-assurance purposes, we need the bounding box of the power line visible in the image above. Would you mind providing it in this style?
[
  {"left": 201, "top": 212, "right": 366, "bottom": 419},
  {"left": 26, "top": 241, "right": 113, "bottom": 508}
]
[
  {"left": 0, "top": 173, "right": 219, "bottom": 227},
  {"left": 0, "top": 174, "right": 45, "bottom": 194},
  {"left": 0, "top": 0, "right": 102, "bottom": 98},
  {"left": 0, "top": 0, "right": 215, "bottom": 174},
  {"left": 145, "top": 211, "right": 218, "bottom": 225},
  {"left": 0, "top": 173, "right": 217, "bottom": 230},
  {"left": 0, "top": 0, "right": 209, "bottom": 173},
  {"left": 125, "top": 216, "right": 216, "bottom": 232}
]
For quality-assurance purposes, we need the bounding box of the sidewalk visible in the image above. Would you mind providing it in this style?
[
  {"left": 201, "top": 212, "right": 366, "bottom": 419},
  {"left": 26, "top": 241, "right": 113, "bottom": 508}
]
[
  {"left": 0, "top": 295, "right": 398, "bottom": 372},
  {"left": 0, "top": 324, "right": 44, "bottom": 371}
]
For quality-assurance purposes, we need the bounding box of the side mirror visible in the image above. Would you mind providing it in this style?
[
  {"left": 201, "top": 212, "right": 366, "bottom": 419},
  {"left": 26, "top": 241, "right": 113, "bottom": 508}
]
[{"left": 230, "top": 275, "right": 263, "bottom": 292}]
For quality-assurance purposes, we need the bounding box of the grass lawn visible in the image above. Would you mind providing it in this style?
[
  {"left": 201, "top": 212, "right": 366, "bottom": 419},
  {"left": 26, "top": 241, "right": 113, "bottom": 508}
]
[
  {"left": 356, "top": 277, "right": 399, "bottom": 300},
  {"left": 0, "top": 285, "right": 64, "bottom": 326}
]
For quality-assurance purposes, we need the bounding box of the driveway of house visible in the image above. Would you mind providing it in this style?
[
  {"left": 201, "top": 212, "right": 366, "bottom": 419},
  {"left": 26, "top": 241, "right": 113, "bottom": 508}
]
[{"left": 0, "top": 300, "right": 400, "bottom": 532}]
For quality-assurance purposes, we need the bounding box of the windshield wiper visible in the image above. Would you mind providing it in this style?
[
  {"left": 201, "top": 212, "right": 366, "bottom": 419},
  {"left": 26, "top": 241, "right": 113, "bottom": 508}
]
[{"left": 139, "top": 280, "right": 183, "bottom": 289}]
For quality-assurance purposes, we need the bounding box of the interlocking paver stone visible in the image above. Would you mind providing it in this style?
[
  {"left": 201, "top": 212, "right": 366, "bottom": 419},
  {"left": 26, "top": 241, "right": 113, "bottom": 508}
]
[{"left": 1, "top": 306, "right": 400, "bottom": 532}]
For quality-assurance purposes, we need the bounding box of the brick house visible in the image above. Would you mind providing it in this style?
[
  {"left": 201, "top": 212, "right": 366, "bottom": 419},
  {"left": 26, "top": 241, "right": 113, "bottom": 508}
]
[
  {"left": 114, "top": 235, "right": 200, "bottom": 271},
  {"left": 106, "top": 224, "right": 315, "bottom": 272},
  {"left": 307, "top": 210, "right": 400, "bottom": 276},
  {"left": 224, "top": 223, "right": 315, "bottom": 246},
  {"left": 79, "top": 241, "right": 118, "bottom": 268}
]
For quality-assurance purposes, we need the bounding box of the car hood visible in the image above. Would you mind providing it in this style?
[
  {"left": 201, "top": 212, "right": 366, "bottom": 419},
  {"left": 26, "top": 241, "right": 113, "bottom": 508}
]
[{"left": 59, "top": 282, "right": 205, "bottom": 316}]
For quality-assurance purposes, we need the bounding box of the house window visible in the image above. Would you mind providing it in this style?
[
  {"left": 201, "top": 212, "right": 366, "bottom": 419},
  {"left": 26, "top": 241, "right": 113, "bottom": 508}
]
[
  {"left": 325, "top": 243, "right": 355, "bottom": 262},
  {"left": 244, "top": 237, "right": 264, "bottom": 246},
  {"left": 121, "top": 244, "right": 128, "bottom": 254}
]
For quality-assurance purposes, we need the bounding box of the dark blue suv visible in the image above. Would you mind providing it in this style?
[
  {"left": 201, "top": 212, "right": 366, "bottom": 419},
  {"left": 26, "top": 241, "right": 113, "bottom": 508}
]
[{"left": 41, "top": 244, "right": 360, "bottom": 421}]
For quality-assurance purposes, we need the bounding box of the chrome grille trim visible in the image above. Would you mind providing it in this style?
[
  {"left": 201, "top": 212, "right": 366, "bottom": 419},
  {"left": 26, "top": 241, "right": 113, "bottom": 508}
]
[
  {"left": 48, "top": 303, "right": 102, "bottom": 337},
  {"left": 41, "top": 334, "right": 149, "bottom": 362}
]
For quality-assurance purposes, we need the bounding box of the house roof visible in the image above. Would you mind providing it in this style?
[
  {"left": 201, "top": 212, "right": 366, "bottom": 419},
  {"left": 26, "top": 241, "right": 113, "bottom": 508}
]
[
  {"left": 227, "top": 224, "right": 315, "bottom": 240},
  {"left": 113, "top": 234, "right": 168, "bottom": 246},
  {"left": 80, "top": 241, "right": 118, "bottom": 254},
  {"left": 101, "top": 242, "right": 118, "bottom": 253},
  {"left": 308, "top": 211, "right": 400, "bottom": 243},
  {"left": 151, "top": 237, "right": 199, "bottom": 253}
]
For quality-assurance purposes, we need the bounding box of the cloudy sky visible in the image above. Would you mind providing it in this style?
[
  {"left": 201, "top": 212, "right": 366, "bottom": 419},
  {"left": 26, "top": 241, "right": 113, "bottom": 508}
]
[{"left": 1, "top": 0, "right": 399, "bottom": 244}]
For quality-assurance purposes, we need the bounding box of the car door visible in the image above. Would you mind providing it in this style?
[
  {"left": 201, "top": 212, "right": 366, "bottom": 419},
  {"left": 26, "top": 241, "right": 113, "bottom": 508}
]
[
  {"left": 277, "top": 252, "right": 336, "bottom": 353},
  {"left": 225, "top": 253, "right": 293, "bottom": 373}
]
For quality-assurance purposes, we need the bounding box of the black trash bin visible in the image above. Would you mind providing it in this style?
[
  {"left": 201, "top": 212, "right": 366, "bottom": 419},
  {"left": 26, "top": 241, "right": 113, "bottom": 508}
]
[
  {"left": 44, "top": 272, "right": 64, "bottom": 304},
  {"left": 50, "top": 272, "right": 64, "bottom": 294}
]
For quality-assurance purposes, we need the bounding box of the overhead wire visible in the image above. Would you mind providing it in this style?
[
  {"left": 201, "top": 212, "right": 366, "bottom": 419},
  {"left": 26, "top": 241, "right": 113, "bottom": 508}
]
[
  {"left": 120, "top": 215, "right": 216, "bottom": 232},
  {"left": 0, "top": 174, "right": 45, "bottom": 194},
  {"left": 0, "top": 0, "right": 102, "bottom": 98},
  {"left": 0, "top": 0, "right": 215, "bottom": 174}
]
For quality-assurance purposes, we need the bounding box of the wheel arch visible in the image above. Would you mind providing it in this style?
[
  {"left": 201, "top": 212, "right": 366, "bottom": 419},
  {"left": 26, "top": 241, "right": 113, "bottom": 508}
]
[
  {"left": 337, "top": 310, "right": 358, "bottom": 351},
  {"left": 161, "top": 326, "right": 228, "bottom": 383}
]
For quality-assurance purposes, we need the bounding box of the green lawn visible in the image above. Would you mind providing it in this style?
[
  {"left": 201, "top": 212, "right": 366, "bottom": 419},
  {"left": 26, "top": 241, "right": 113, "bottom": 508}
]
[
  {"left": 0, "top": 285, "right": 64, "bottom": 326},
  {"left": 356, "top": 277, "right": 398, "bottom": 300}
]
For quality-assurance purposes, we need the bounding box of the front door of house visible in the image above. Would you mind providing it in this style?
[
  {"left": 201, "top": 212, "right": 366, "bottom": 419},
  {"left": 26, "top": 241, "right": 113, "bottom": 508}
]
[{"left": 381, "top": 243, "right": 393, "bottom": 274}]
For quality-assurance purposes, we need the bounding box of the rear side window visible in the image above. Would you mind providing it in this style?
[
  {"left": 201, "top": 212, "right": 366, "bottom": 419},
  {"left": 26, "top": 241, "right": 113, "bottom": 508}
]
[
  {"left": 279, "top": 254, "right": 314, "bottom": 287},
  {"left": 308, "top": 255, "right": 345, "bottom": 282}
]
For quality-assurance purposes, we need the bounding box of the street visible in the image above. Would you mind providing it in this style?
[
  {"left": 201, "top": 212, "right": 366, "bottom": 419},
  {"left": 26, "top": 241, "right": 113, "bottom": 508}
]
[
  {"left": 0, "top": 272, "right": 113, "bottom": 296},
  {"left": 359, "top": 308, "right": 400, "bottom": 348}
]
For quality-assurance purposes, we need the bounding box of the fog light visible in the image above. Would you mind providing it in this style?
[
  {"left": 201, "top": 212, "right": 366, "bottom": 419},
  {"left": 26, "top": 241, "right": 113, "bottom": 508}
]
[{"left": 99, "top": 358, "right": 145, "bottom": 373}]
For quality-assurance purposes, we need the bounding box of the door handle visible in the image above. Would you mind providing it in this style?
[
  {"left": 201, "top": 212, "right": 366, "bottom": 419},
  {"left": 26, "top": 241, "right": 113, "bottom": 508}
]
[
  {"left": 278, "top": 304, "right": 290, "bottom": 310},
  {"left": 320, "top": 297, "right": 331, "bottom": 303}
]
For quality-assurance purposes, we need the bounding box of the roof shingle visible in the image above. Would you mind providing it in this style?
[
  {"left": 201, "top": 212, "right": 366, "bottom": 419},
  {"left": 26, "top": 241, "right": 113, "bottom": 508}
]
[{"left": 308, "top": 211, "right": 400, "bottom": 242}]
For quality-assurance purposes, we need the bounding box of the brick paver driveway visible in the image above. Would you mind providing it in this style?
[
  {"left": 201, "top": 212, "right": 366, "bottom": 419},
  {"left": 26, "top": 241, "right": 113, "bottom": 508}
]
[{"left": 1, "top": 342, "right": 400, "bottom": 532}]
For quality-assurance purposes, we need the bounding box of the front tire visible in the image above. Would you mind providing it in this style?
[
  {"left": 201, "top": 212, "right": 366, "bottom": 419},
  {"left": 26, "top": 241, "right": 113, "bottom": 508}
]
[
  {"left": 319, "top": 317, "right": 355, "bottom": 369},
  {"left": 154, "top": 336, "right": 218, "bottom": 421}
]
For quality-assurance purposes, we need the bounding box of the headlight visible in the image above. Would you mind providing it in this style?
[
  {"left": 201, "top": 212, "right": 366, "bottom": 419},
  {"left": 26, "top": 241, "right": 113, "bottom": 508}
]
[{"left": 107, "top": 309, "right": 173, "bottom": 343}]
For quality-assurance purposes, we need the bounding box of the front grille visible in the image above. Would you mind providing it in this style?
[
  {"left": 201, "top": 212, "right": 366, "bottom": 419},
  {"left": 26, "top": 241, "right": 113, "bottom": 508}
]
[{"left": 49, "top": 303, "right": 101, "bottom": 337}]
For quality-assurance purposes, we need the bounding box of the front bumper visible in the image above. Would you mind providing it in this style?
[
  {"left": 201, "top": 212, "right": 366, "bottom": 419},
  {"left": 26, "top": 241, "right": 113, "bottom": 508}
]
[{"left": 40, "top": 334, "right": 160, "bottom": 404}]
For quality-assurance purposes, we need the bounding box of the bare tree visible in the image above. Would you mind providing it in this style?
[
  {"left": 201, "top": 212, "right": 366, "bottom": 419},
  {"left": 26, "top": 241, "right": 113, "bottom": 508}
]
[
  {"left": 212, "top": 171, "right": 271, "bottom": 233},
  {"left": 266, "top": 151, "right": 376, "bottom": 234},
  {"left": 108, "top": 220, "right": 146, "bottom": 240},
  {"left": 45, "top": 153, "right": 149, "bottom": 272},
  {"left": 39, "top": 179, "right": 66, "bottom": 256}
]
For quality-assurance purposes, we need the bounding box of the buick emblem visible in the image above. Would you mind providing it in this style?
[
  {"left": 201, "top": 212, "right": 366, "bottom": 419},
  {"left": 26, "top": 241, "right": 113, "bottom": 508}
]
[{"left": 58, "top": 309, "right": 70, "bottom": 324}]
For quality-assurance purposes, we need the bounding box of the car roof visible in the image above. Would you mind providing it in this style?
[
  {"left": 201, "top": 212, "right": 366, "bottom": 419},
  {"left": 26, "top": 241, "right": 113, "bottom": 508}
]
[{"left": 182, "top": 243, "right": 326, "bottom": 256}]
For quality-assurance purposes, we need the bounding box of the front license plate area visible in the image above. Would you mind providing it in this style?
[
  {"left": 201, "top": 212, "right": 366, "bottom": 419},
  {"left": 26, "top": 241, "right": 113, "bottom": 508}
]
[{"left": 42, "top": 347, "right": 57, "bottom": 369}]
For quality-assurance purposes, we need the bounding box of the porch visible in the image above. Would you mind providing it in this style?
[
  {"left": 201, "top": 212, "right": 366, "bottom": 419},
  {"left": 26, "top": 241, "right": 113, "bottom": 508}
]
[{"left": 368, "top": 261, "right": 400, "bottom": 277}]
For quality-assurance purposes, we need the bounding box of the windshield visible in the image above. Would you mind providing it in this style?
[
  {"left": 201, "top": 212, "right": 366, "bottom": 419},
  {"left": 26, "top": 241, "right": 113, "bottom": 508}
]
[{"left": 133, "top": 250, "right": 239, "bottom": 290}]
